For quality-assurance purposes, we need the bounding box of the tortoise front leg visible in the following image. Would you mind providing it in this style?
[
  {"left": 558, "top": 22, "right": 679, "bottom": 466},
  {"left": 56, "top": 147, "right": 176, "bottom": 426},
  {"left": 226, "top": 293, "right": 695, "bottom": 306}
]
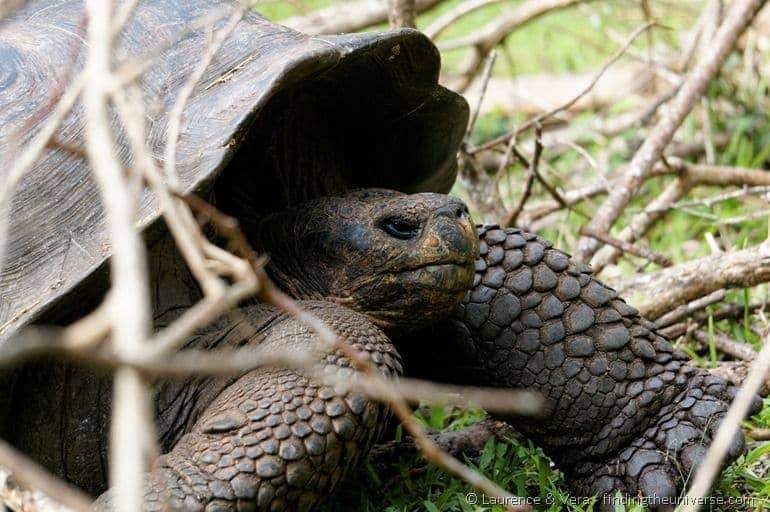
[
  {"left": 96, "top": 303, "right": 400, "bottom": 511},
  {"left": 407, "top": 225, "right": 759, "bottom": 507},
  {"left": 143, "top": 366, "right": 388, "bottom": 511}
]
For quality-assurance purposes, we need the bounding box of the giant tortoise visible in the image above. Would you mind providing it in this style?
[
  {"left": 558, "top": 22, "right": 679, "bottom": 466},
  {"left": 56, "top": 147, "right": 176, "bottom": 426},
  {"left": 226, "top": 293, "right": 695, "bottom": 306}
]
[{"left": 0, "top": 0, "right": 755, "bottom": 510}]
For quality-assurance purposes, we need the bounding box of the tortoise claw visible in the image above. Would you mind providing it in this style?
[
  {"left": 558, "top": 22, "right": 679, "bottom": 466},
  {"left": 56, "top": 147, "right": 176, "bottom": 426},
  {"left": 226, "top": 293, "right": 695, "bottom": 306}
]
[{"left": 569, "top": 378, "right": 758, "bottom": 511}]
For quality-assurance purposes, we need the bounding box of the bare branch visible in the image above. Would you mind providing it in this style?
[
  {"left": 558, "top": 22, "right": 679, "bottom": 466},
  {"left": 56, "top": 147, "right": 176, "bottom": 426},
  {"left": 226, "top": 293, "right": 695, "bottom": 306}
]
[
  {"left": 579, "top": 226, "right": 673, "bottom": 267},
  {"left": 502, "top": 132, "right": 543, "bottom": 227},
  {"left": 82, "top": 1, "right": 155, "bottom": 509},
  {"left": 710, "top": 361, "right": 770, "bottom": 396},
  {"left": 360, "top": 377, "right": 542, "bottom": 416},
  {"left": 692, "top": 330, "right": 758, "bottom": 362},
  {"left": 655, "top": 289, "right": 726, "bottom": 328},
  {"left": 444, "top": 0, "right": 599, "bottom": 92},
  {"left": 611, "top": 242, "right": 770, "bottom": 320},
  {"left": 283, "top": 0, "right": 442, "bottom": 35},
  {"left": 260, "top": 283, "right": 533, "bottom": 511},
  {"left": 0, "top": 439, "right": 92, "bottom": 512},
  {"left": 748, "top": 428, "right": 770, "bottom": 440},
  {"left": 574, "top": 0, "right": 767, "bottom": 263},
  {"left": 590, "top": 158, "right": 770, "bottom": 271},
  {"left": 388, "top": 0, "right": 416, "bottom": 28},
  {"left": 464, "top": 50, "right": 497, "bottom": 144},
  {"left": 425, "top": 0, "right": 504, "bottom": 39},
  {"left": 0, "top": 73, "right": 85, "bottom": 273},
  {"left": 472, "top": 22, "right": 656, "bottom": 152}
]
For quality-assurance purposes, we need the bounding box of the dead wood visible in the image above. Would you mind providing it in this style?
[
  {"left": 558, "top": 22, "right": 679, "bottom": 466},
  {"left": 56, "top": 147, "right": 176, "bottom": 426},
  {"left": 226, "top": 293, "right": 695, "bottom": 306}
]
[
  {"left": 443, "top": 0, "right": 599, "bottom": 93},
  {"left": 574, "top": 0, "right": 767, "bottom": 264},
  {"left": 710, "top": 360, "right": 770, "bottom": 396},
  {"left": 283, "top": 0, "right": 442, "bottom": 35},
  {"left": 610, "top": 243, "right": 770, "bottom": 320},
  {"left": 368, "top": 419, "right": 520, "bottom": 480},
  {"left": 388, "top": 0, "right": 416, "bottom": 28}
]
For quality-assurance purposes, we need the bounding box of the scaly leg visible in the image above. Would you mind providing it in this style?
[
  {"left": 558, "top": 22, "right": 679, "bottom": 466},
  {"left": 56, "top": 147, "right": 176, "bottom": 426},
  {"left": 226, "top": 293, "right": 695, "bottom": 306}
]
[
  {"left": 404, "top": 226, "right": 760, "bottom": 507},
  {"left": 97, "top": 302, "right": 401, "bottom": 511}
]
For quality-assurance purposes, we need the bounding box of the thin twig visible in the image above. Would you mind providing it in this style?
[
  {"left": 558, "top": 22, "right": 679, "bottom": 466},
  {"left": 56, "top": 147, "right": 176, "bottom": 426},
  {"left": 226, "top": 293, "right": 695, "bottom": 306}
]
[
  {"left": 387, "top": 0, "right": 417, "bottom": 28},
  {"left": 359, "top": 377, "right": 542, "bottom": 416},
  {"left": 579, "top": 226, "right": 673, "bottom": 267},
  {"left": 610, "top": 242, "right": 770, "bottom": 320},
  {"left": 655, "top": 289, "right": 726, "bottom": 328},
  {"left": 283, "top": 0, "right": 443, "bottom": 35},
  {"left": 464, "top": 50, "right": 498, "bottom": 144},
  {"left": 0, "top": 73, "right": 86, "bottom": 272},
  {"left": 574, "top": 0, "right": 767, "bottom": 263},
  {"left": 443, "top": 0, "right": 598, "bottom": 92},
  {"left": 0, "top": 439, "right": 92, "bottom": 512},
  {"left": 692, "top": 330, "right": 758, "bottom": 362},
  {"left": 261, "top": 283, "right": 532, "bottom": 512},
  {"left": 425, "top": 0, "right": 505, "bottom": 39},
  {"left": 82, "top": 1, "right": 155, "bottom": 510},
  {"left": 502, "top": 131, "right": 543, "bottom": 227},
  {"left": 748, "top": 428, "right": 770, "bottom": 440},
  {"left": 470, "top": 22, "right": 656, "bottom": 154}
]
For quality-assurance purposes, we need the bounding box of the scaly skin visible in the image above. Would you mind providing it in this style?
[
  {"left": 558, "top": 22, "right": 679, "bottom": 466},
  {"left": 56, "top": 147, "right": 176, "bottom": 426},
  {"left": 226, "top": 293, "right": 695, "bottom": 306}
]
[
  {"left": 409, "top": 225, "right": 760, "bottom": 508},
  {"left": 97, "top": 301, "right": 401, "bottom": 511},
  {"left": 248, "top": 190, "right": 757, "bottom": 506}
]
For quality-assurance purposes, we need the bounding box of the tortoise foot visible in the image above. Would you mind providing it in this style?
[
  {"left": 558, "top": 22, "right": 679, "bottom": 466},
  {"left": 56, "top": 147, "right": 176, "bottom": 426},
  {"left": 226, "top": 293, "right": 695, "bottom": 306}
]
[{"left": 569, "top": 373, "right": 760, "bottom": 511}]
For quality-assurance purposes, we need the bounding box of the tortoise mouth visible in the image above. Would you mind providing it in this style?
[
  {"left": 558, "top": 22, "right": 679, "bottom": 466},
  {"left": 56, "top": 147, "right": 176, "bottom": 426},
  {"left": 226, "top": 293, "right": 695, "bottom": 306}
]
[
  {"left": 399, "top": 259, "right": 473, "bottom": 272},
  {"left": 393, "top": 261, "right": 475, "bottom": 292}
]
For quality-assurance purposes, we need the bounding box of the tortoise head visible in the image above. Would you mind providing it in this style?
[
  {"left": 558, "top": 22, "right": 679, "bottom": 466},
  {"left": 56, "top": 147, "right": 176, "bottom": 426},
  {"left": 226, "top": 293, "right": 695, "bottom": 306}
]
[{"left": 250, "top": 189, "right": 478, "bottom": 332}]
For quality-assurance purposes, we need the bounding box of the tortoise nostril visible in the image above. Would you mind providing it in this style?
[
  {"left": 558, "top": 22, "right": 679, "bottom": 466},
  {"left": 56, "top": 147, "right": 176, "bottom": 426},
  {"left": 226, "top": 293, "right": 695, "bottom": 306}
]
[{"left": 435, "top": 199, "right": 470, "bottom": 220}]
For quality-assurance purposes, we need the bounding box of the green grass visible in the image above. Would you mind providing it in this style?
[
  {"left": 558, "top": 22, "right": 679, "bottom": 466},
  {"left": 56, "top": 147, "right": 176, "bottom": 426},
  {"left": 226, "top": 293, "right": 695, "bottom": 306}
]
[{"left": 321, "top": 404, "right": 769, "bottom": 511}]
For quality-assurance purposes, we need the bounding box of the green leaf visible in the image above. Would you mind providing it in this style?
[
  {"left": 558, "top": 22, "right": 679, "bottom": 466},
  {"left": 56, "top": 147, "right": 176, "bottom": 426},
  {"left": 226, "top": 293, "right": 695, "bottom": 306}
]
[{"left": 423, "top": 501, "right": 440, "bottom": 512}]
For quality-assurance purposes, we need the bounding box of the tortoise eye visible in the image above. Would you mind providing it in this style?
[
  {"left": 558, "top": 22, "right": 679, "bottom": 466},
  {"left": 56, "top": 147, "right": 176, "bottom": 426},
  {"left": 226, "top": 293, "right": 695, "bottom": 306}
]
[{"left": 380, "top": 217, "right": 420, "bottom": 240}]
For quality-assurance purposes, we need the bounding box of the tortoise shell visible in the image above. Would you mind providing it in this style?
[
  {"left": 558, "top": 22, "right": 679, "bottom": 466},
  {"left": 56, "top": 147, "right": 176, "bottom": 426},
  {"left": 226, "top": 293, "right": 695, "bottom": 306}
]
[{"left": 0, "top": 0, "right": 468, "bottom": 340}]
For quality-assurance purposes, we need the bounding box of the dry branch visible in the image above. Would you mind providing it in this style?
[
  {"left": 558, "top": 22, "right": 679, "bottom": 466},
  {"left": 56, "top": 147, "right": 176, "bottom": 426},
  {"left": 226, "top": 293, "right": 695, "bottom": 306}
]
[
  {"left": 574, "top": 0, "right": 767, "bottom": 263},
  {"left": 611, "top": 242, "right": 770, "bottom": 320},
  {"left": 388, "top": 0, "right": 416, "bottom": 28},
  {"left": 443, "top": 0, "right": 599, "bottom": 92},
  {"left": 362, "top": 377, "right": 542, "bottom": 416},
  {"left": 500, "top": 132, "right": 544, "bottom": 228},
  {"left": 82, "top": 1, "right": 155, "bottom": 510},
  {"left": 579, "top": 226, "right": 672, "bottom": 267},
  {"left": 710, "top": 361, "right": 770, "bottom": 396},
  {"left": 282, "top": 0, "right": 442, "bottom": 35},
  {"left": 590, "top": 158, "right": 770, "bottom": 271},
  {"left": 463, "top": 63, "right": 651, "bottom": 119},
  {"left": 0, "top": 74, "right": 85, "bottom": 273},
  {"left": 692, "top": 330, "right": 758, "bottom": 362},
  {"left": 368, "top": 418, "right": 520, "bottom": 481},
  {"left": 654, "top": 289, "right": 726, "bottom": 329},
  {"left": 261, "top": 283, "right": 533, "bottom": 512},
  {"left": 0, "top": 440, "right": 91, "bottom": 512},
  {"left": 472, "top": 22, "right": 656, "bottom": 153},
  {"left": 425, "top": 0, "right": 504, "bottom": 39},
  {"left": 748, "top": 428, "right": 770, "bottom": 440}
]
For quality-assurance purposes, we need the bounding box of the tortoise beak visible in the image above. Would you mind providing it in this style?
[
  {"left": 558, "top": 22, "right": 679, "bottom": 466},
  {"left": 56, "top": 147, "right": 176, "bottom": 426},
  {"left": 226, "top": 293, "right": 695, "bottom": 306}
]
[{"left": 421, "top": 196, "right": 478, "bottom": 269}]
